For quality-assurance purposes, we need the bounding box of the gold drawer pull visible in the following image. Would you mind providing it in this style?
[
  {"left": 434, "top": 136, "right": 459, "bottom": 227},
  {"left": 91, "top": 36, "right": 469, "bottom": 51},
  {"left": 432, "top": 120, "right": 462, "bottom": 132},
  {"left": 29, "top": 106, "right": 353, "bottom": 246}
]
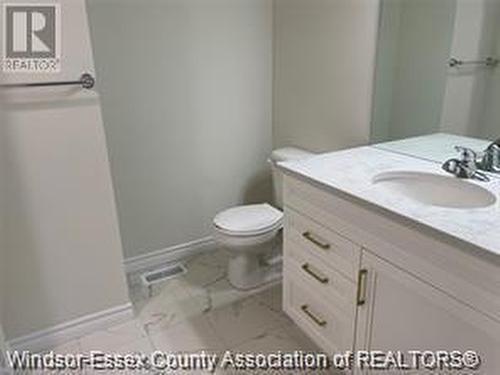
[
  {"left": 357, "top": 269, "right": 368, "bottom": 306},
  {"left": 302, "top": 231, "right": 330, "bottom": 250},
  {"left": 302, "top": 263, "right": 329, "bottom": 284},
  {"left": 301, "top": 304, "right": 327, "bottom": 327}
]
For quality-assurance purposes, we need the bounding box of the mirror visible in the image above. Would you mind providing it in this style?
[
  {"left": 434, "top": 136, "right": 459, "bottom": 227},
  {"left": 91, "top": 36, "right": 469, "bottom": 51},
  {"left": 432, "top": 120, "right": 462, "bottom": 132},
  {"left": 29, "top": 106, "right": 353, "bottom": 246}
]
[{"left": 371, "top": 0, "right": 500, "bottom": 143}]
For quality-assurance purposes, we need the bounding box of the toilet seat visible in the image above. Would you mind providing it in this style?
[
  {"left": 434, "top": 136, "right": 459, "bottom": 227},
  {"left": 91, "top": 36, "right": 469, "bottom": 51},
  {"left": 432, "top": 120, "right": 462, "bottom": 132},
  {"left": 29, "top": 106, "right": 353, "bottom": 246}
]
[
  {"left": 211, "top": 147, "right": 314, "bottom": 290},
  {"left": 213, "top": 203, "right": 283, "bottom": 237}
]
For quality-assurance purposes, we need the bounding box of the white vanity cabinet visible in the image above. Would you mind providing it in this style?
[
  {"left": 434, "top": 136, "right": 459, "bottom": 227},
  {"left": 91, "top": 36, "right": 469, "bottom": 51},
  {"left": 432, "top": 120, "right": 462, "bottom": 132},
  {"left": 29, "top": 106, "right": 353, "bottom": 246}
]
[
  {"left": 282, "top": 175, "right": 500, "bottom": 373},
  {"left": 357, "top": 251, "right": 500, "bottom": 373}
]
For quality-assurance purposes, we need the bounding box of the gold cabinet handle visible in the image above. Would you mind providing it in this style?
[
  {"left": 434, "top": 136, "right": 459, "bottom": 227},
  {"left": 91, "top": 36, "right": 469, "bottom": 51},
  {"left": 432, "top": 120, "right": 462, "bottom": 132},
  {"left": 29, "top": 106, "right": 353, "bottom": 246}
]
[
  {"left": 302, "top": 231, "right": 330, "bottom": 250},
  {"left": 357, "top": 269, "right": 368, "bottom": 306},
  {"left": 301, "top": 304, "right": 327, "bottom": 327},
  {"left": 302, "top": 263, "right": 329, "bottom": 284}
]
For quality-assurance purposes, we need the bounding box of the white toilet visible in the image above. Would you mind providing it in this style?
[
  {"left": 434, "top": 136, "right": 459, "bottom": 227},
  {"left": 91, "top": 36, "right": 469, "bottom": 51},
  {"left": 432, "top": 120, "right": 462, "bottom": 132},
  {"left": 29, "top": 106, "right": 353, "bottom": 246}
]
[{"left": 212, "top": 147, "right": 314, "bottom": 290}]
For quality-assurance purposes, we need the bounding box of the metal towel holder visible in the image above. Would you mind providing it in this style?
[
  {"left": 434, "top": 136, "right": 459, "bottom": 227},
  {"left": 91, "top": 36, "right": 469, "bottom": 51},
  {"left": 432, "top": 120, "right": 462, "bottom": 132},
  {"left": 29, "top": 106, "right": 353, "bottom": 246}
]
[
  {"left": 0, "top": 73, "right": 95, "bottom": 89},
  {"left": 448, "top": 57, "right": 499, "bottom": 68}
]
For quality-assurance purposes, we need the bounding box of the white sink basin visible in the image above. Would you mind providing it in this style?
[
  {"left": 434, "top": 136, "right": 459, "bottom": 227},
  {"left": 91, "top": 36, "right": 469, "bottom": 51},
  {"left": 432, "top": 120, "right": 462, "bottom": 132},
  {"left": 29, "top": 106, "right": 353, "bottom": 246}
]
[{"left": 372, "top": 171, "right": 496, "bottom": 209}]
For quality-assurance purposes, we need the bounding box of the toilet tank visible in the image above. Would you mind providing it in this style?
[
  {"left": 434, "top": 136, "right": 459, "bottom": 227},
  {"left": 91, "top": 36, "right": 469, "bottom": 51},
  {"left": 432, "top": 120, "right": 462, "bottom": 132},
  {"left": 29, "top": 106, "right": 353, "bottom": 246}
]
[{"left": 269, "top": 147, "right": 315, "bottom": 209}]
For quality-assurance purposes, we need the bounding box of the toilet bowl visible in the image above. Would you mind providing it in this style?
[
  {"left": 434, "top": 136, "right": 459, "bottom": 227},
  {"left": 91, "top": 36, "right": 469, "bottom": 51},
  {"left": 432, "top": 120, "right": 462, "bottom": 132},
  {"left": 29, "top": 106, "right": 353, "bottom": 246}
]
[{"left": 212, "top": 147, "right": 314, "bottom": 290}]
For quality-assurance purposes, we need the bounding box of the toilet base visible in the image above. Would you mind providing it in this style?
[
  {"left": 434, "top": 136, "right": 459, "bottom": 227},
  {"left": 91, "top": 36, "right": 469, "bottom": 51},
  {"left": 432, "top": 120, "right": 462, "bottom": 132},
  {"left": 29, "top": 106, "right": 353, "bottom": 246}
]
[
  {"left": 228, "top": 253, "right": 282, "bottom": 290},
  {"left": 227, "top": 239, "right": 282, "bottom": 290}
]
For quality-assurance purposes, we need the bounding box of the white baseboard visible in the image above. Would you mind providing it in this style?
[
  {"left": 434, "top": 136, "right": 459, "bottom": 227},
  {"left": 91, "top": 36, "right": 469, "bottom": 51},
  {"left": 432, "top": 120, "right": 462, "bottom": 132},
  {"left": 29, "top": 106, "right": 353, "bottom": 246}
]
[
  {"left": 8, "top": 303, "right": 134, "bottom": 353},
  {"left": 7, "top": 238, "right": 216, "bottom": 353},
  {"left": 124, "top": 236, "right": 217, "bottom": 275}
]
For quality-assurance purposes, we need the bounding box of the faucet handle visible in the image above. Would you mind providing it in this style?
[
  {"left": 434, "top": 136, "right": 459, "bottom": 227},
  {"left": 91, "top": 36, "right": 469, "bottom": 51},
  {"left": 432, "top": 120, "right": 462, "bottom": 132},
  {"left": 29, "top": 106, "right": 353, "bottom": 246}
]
[
  {"left": 454, "top": 146, "right": 477, "bottom": 163},
  {"left": 486, "top": 142, "right": 500, "bottom": 153},
  {"left": 482, "top": 143, "right": 500, "bottom": 173}
]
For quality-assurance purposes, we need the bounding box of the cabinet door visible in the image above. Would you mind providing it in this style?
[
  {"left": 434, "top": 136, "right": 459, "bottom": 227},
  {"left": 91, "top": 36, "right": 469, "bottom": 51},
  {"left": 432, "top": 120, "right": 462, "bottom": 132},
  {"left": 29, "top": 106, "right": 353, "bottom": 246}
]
[{"left": 355, "top": 251, "right": 500, "bottom": 374}]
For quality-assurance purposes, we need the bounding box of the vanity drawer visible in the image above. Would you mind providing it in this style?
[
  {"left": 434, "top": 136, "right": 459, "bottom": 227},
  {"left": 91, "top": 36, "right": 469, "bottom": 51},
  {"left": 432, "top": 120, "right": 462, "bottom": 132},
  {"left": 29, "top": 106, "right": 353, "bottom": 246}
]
[
  {"left": 285, "top": 208, "right": 361, "bottom": 281},
  {"left": 283, "top": 270, "right": 356, "bottom": 354},
  {"left": 284, "top": 240, "right": 357, "bottom": 312}
]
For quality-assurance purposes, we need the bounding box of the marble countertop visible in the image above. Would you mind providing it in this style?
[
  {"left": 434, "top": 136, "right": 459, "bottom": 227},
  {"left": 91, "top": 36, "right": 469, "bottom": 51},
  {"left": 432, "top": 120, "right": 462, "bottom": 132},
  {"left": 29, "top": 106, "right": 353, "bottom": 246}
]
[{"left": 278, "top": 136, "right": 500, "bottom": 258}]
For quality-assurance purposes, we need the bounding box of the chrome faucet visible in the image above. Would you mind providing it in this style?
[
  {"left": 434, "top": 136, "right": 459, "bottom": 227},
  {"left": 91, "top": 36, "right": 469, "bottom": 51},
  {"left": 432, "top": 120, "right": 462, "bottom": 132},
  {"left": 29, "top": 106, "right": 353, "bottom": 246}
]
[{"left": 442, "top": 146, "right": 490, "bottom": 181}]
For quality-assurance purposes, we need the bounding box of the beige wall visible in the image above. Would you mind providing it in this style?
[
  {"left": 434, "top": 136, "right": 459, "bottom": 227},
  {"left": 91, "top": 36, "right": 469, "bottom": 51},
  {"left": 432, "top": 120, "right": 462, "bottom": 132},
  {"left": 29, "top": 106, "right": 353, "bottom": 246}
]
[
  {"left": 0, "top": 0, "right": 382, "bottom": 343},
  {"left": 481, "top": 10, "right": 500, "bottom": 139},
  {"left": 0, "top": 0, "right": 129, "bottom": 340},
  {"left": 371, "top": 0, "right": 456, "bottom": 141},
  {"left": 440, "top": 0, "right": 500, "bottom": 137},
  {"left": 0, "top": 106, "right": 6, "bottom": 354},
  {"left": 86, "top": 0, "right": 274, "bottom": 259},
  {"left": 273, "top": 0, "right": 379, "bottom": 152}
]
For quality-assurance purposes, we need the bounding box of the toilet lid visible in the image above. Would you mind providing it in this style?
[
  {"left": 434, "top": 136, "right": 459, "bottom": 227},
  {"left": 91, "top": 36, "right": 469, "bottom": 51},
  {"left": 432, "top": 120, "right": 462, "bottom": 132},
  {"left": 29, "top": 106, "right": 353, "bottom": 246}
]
[{"left": 213, "top": 203, "right": 283, "bottom": 235}]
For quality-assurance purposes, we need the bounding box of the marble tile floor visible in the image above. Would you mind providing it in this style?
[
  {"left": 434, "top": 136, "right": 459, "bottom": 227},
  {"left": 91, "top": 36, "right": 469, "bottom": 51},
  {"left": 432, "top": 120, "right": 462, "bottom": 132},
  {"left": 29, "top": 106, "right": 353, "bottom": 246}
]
[{"left": 32, "top": 249, "right": 331, "bottom": 374}]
